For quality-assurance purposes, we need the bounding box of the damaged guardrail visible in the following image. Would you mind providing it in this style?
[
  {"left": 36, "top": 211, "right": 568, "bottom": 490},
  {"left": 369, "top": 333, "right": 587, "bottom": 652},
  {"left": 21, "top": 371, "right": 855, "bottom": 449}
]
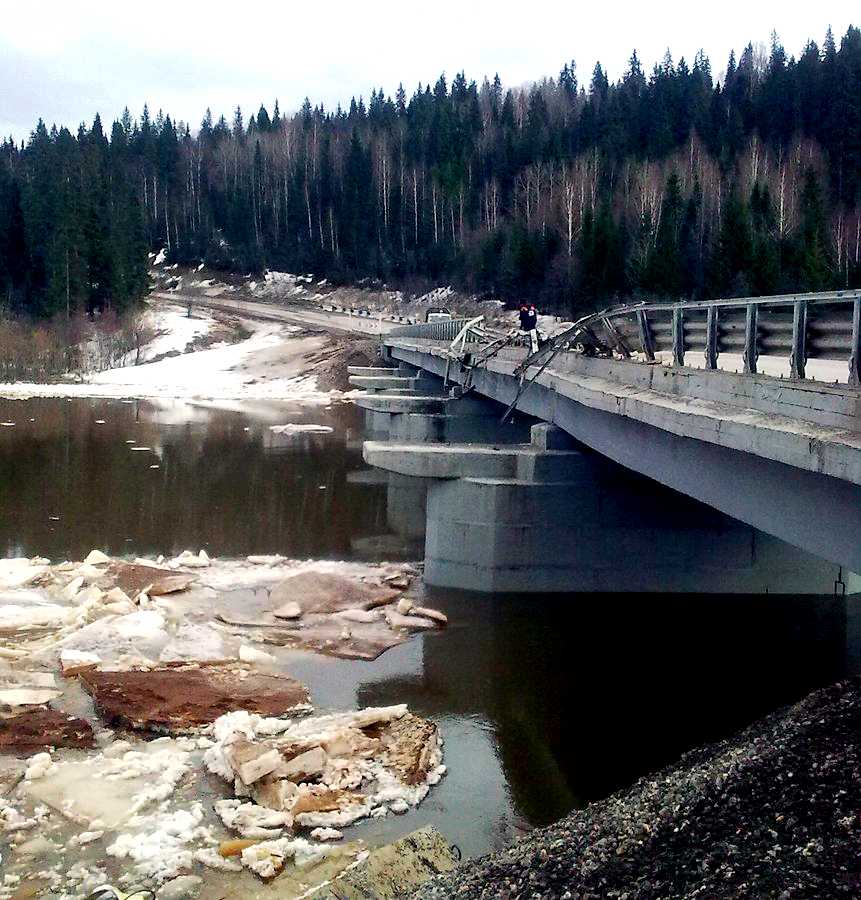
[{"left": 516, "top": 289, "right": 861, "bottom": 385}]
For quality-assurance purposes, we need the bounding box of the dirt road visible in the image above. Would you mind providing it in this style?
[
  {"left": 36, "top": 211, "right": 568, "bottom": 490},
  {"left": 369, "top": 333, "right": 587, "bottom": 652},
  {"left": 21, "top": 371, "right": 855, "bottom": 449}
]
[{"left": 153, "top": 291, "right": 401, "bottom": 337}]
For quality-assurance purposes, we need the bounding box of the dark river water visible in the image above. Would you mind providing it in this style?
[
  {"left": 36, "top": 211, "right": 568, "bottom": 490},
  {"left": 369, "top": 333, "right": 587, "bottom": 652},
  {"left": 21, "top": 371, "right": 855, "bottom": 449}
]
[{"left": 1, "top": 396, "right": 857, "bottom": 859}]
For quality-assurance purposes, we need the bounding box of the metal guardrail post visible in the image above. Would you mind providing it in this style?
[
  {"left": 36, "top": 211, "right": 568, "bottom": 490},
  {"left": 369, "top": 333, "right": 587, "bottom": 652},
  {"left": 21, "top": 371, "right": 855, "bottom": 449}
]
[
  {"left": 790, "top": 299, "right": 808, "bottom": 380},
  {"left": 743, "top": 304, "right": 758, "bottom": 374},
  {"left": 850, "top": 298, "right": 861, "bottom": 387},
  {"left": 705, "top": 306, "right": 718, "bottom": 370},
  {"left": 672, "top": 307, "right": 685, "bottom": 367},
  {"left": 637, "top": 309, "right": 655, "bottom": 361}
]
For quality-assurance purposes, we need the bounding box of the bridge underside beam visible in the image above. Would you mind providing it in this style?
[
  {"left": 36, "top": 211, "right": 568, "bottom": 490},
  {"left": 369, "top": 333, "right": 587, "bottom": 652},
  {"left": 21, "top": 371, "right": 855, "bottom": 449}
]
[{"left": 388, "top": 345, "right": 861, "bottom": 574}]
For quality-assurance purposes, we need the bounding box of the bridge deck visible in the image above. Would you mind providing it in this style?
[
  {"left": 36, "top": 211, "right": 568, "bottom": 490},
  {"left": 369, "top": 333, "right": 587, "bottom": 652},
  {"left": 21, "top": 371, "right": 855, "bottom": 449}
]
[{"left": 384, "top": 337, "right": 861, "bottom": 486}]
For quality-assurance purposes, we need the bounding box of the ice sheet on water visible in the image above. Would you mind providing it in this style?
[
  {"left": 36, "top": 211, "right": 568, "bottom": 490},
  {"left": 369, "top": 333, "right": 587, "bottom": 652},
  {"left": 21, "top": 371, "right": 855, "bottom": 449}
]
[
  {"left": 159, "top": 623, "right": 230, "bottom": 663},
  {"left": 23, "top": 737, "right": 192, "bottom": 829},
  {"left": 59, "top": 609, "right": 170, "bottom": 663}
]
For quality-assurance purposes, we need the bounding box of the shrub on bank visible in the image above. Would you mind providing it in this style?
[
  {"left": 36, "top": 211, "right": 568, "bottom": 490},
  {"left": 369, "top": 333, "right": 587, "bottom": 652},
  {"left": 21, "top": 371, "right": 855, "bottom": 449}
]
[{"left": 0, "top": 308, "right": 154, "bottom": 383}]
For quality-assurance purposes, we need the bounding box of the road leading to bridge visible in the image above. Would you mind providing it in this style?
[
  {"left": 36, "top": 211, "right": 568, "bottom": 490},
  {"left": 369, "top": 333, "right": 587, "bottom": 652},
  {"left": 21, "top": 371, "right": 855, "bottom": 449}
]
[{"left": 152, "top": 291, "right": 400, "bottom": 337}]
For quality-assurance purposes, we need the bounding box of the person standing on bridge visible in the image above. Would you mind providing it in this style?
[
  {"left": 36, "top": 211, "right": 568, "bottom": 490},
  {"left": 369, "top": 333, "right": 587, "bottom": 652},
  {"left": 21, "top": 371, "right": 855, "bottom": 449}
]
[{"left": 519, "top": 302, "right": 540, "bottom": 354}]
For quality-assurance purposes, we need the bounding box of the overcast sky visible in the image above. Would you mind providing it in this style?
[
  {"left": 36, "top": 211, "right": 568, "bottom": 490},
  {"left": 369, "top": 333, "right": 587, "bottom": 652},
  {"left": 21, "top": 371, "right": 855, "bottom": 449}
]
[{"left": 1, "top": 1, "right": 857, "bottom": 141}]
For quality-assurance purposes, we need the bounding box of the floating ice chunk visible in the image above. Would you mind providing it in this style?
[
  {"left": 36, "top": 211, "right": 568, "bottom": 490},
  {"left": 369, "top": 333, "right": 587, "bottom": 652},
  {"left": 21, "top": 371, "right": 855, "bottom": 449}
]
[
  {"left": 247, "top": 554, "right": 287, "bottom": 565},
  {"left": 273, "top": 601, "right": 302, "bottom": 620},
  {"left": 24, "top": 753, "right": 54, "bottom": 780},
  {"left": 60, "top": 609, "right": 169, "bottom": 663},
  {"left": 62, "top": 576, "right": 85, "bottom": 599},
  {"left": 156, "top": 874, "right": 203, "bottom": 898},
  {"left": 194, "top": 847, "right": 243, "bottom": 872},
  {"left": 269, "top": 424, "right": 334, "bottom": 435},
  {"left": 159, "top": 624, "right": 229, "bottom": 663},
  {"left": 333, "top": 608, "right": 378, "bottom": 624},
  {"left": 106, "top": 586, "right": 132, "bottom": 605},
  {"left": 239, "top": 644, "right": 276, "bottom": 665},
  {"left": 170, "top": 550, "right": 211, "bottom": 569},
  {"left": 0, "top": 671, "right": 56, "bottom": 689},
  {"left": 214, "top": 799, "right": 291, "bottom": 838},
  {"left": 411, "top": 605, "right": 448, "bottom": 625},
  {"left": 106, "top": 803, "right": 207, "bottom": 882},
  {"left": 70, "top": 830, "right": 104, "bottom": 846},
  {"left": 0, "top": 601, "right": 67, "bottom": 631},
  {"left": 384, "top": 610, "right": 437, "bottom": 631},
  {"left": 241, "top": 836, "right": 331, "bottom": 878},
  {"left": 310, "top": 826, "right": 343, "bottom": 841},
  {"left": 24, "top": 738, "right": 192, "bottom": 829},
  {"left": 83, "top": 550, "right": 111, "bottom": 567}
]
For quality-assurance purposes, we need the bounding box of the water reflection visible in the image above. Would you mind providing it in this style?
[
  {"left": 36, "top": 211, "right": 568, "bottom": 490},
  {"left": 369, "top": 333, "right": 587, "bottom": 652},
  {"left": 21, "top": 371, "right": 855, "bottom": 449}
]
[{"left": 0, "top": 397, "right": 386, "bottom": 560}]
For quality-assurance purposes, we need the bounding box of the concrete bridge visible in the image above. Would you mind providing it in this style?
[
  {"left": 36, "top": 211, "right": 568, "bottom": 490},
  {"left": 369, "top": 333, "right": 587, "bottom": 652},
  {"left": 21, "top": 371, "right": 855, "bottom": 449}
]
[{"left": 351, "top": 290, "right": 861, "bottom": 594}]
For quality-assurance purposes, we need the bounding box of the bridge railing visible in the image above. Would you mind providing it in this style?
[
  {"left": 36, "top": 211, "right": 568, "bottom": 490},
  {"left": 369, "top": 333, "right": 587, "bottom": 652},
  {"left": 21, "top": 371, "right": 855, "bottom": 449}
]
[
  {"left": 388, "top": 318, "right": 484, "bottom": 342},
  {"left": 386, "top": 290, "right": 861, "bottom": 387},
  {"left": 593, "top": 290, "right": 861, "bottom": 385}
]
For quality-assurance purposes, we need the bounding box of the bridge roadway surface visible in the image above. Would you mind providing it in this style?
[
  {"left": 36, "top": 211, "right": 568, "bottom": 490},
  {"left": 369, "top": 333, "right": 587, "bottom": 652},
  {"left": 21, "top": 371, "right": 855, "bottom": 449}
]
[{"left": 380, "top": 334, "right": 861, "bottom": 574}]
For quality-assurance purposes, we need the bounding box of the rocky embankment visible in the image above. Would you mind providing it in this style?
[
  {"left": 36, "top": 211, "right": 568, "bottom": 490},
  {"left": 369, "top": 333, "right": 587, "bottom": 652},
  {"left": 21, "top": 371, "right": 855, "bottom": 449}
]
[{"left": 415, "top": 679, "right": 861, "bottom": 899}]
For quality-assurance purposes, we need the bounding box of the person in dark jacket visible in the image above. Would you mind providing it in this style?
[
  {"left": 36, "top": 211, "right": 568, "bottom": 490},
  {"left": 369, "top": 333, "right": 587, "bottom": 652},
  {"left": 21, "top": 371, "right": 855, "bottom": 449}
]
[{"left": 519, "top": 302, "right": 539, "bottom": 353}]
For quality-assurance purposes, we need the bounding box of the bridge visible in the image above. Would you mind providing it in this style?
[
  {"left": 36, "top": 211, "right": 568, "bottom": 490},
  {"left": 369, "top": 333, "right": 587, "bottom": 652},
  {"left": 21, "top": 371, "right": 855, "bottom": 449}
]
[{"left": 351, "top": 290, "right": 861, "bottom": 594}]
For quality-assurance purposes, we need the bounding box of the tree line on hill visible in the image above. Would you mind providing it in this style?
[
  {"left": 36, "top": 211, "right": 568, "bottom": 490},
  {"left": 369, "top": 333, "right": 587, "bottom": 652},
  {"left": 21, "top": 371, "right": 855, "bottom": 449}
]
[{"left": 1, "top": 26, "right": 860, "bottom": 320}]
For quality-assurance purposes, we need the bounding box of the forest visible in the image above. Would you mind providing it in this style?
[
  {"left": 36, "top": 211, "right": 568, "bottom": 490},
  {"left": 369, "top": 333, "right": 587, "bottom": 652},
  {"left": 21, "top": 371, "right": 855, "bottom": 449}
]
[{"left": 1, "top": 26, "right": 860, "bottom": 320}]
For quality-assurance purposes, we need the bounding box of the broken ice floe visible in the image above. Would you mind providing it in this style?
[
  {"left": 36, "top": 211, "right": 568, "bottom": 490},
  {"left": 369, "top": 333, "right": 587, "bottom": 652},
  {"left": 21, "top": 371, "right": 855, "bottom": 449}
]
[
  {"left": 0, "top": 551, "right": 442, "bottom": 669},
  {"left": 204, "top": 704, "right": 445, "bottom": 837},
  {"left": 269, "top": 423, "right": 334, "bottom": 435},
  {"left": 0, "top": 549, "right": 450, "bottom": 890}
]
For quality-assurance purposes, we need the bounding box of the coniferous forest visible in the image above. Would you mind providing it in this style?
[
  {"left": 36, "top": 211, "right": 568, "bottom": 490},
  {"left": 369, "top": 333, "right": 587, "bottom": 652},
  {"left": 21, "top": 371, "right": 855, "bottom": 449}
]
[{"left": 1, "top": 27, "right": 860, "bottom": 320}]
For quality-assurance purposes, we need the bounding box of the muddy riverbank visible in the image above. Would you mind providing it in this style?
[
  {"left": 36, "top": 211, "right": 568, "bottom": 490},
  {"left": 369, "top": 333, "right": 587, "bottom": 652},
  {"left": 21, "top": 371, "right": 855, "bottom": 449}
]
[{"left": 415, "top": 678, "right": 861, "bottom": 899}]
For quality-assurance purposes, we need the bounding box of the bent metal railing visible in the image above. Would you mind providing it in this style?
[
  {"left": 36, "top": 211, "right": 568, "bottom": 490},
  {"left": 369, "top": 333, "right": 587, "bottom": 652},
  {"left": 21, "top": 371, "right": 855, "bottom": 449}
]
[
  {"left": 517, "top": 289, "right": 861, "bottom": 386},
  {"left": 386, "top": 290, "right": 861, "bottom": 387}
]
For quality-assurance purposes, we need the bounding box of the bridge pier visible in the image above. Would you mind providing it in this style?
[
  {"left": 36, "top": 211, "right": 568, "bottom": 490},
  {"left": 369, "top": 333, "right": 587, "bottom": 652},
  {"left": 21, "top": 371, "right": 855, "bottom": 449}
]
[
  {"left": 351, "top": 361, "right": 856, "bottom": 595},
  {"left": 362, "top": 418, "right": 852, "bottom": 595}
]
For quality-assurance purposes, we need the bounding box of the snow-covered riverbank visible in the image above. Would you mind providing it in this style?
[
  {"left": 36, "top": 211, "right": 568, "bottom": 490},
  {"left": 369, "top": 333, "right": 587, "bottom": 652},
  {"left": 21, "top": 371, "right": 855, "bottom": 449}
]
[{"left": 0, "top": 301, "right": 345, "bottom": 405}]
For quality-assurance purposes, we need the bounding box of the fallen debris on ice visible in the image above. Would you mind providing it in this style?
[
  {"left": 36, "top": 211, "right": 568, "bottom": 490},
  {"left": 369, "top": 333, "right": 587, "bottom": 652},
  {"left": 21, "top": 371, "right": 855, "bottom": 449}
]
[
  {"left": 79, "top": 664, "right": 310, "bottom": 733},
  {"left": 204, "top": 704, "right": 445, "bottom": 836},
  {"left": 0, "top": 707, "right": 95, "bottom": 753}
]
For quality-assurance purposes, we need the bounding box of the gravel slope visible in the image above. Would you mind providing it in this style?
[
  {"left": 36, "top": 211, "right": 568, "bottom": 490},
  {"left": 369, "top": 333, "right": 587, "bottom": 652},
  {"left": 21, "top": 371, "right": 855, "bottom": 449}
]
[{"left": 415, "top": 679, "right": 861, "bottom": 899}]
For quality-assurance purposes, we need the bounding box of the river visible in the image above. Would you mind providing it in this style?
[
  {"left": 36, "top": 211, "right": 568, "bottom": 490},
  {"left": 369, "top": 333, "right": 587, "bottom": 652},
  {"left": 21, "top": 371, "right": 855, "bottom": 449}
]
[{"left": 0, "top": 395, "right": 857, "bottom": 866}]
